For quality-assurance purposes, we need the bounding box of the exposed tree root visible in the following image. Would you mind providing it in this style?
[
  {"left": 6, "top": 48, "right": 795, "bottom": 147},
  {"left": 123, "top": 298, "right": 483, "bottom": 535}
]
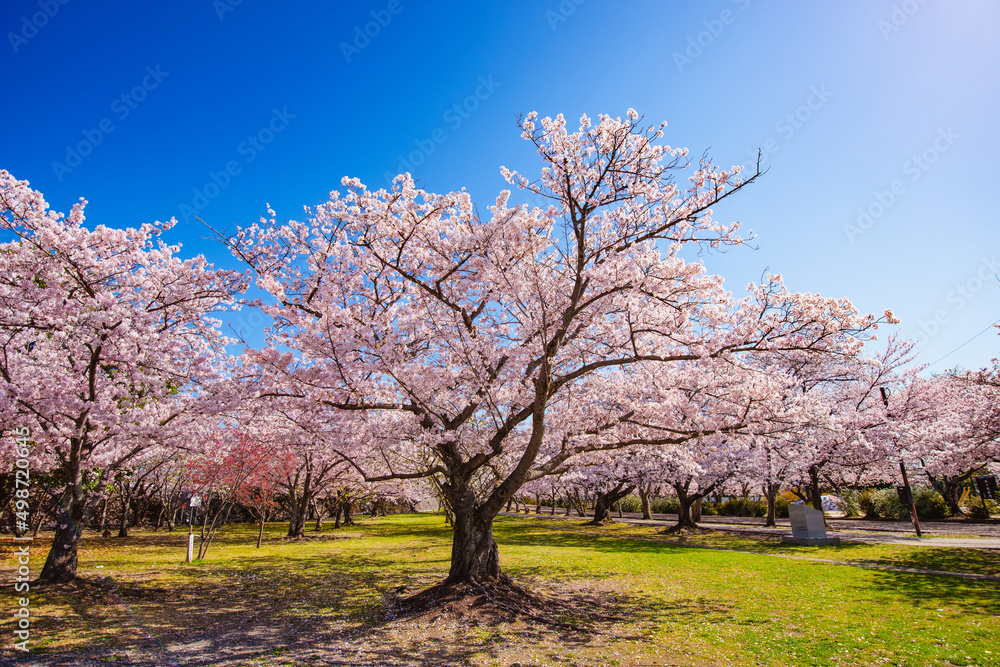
[
  {"left": 659, "top": 524, "right": 715, "bottom": 536},
  {"left": 382, "top": 577, "right": 619, "bottom": 633},
  {"left": 586, "top": 517, "right": 615, "bottom": 526},
  {"left": 279, "top": 533, "right": 352, "bottom": 543}
]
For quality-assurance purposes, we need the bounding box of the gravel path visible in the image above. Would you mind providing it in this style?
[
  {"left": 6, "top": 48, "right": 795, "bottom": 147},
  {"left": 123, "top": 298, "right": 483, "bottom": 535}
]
[{"left": 512, "top": 508, "right": 1000, "bottom": 549}]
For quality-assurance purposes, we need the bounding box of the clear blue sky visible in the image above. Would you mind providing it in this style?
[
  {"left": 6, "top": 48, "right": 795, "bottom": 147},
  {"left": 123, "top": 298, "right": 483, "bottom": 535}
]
[{"left": 3, "top": 1, "right": 998, "bottom": 372}]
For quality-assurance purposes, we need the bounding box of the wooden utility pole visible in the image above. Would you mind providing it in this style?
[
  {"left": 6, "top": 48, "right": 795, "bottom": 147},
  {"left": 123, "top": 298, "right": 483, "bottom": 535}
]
[
  {"left": 898, "top": 461, "right": 922, "bottom": 538},
  {"left": 881, "top": 387, "right": 921, "bottom": 538}
]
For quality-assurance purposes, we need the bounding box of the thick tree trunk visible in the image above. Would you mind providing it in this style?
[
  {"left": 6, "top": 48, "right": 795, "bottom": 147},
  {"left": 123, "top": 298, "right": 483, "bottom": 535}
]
[
  {"left": 286, "top": 468, "right": 314, "bottom": 538},
  {"left": 808, "top": 465, "right": 824, "bottom": 513},
  {"left": 549, "top": 492, "right": 556, "bottom": 515},
  {"left": 342, "top": 501, "right": 354, "bottom": 526},
  {"left": 287, "top": 508, "right": 307, "bottom": 538},
  {"left": 572, "top": 489, "right": 587, "bottom": 517},
  {"left": 40, "top": 481, "right": 102, "bottom": 582},
  {"left": 97, "top": 496, "right": 109, "bottom": 533},
  {"left": 639, "top": 484, "right": 652, "bottom": 520},
  {"left": 40, "top": 456, "right": 105, "bottom": 583},
  {"left": 534, "top": 492, "right": 541, "bottom": 514},
  {"left": 588, "top": 483, "right": 636, "bottom": 525},
  {"left": 764, "top": 482, "right": 779, "bottom": 527},
  {"left": 287, "top": 486, "right": 314, "bottom": 538},
  {"left": 40, "top": 507, "right": 81, "bottom": 582},
  {"left": 447, "top": 504, "right": 502, "bottom": 585},
  {"left": 670, "top": 482, "right": 702, "bottom": 530},
  {"left": 590, "top": 494, "right": 615, "bottom": 525},
  {"left": 926, "top": 473, "right": 963, "bottom": 516},
  {"left": 117, "top": 498, "right": 129, "bottom": 538}
]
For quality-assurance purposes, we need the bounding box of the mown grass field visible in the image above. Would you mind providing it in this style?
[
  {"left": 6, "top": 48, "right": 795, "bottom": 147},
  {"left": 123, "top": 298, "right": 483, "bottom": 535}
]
[{"left": 3, "top": 513, "right": 999, "bottom": 666}]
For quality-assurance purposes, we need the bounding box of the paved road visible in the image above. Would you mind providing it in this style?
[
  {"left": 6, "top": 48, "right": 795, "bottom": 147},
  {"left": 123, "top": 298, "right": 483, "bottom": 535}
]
[{"left": 514, "top": 507, "right": 1000, "bottom": 549}]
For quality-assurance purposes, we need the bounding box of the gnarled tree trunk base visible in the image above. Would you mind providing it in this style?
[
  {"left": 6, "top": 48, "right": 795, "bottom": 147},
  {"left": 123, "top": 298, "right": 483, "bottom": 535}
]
[
  {"left": 659, "top": 524, "right": 713, "bottom": 536},
  {"left": 384, "top": 577, "right": 595, "bottom": 632}
]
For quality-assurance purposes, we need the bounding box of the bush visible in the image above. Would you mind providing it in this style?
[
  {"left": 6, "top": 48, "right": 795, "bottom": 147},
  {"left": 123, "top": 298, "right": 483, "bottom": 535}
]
[
  {"left": 967, "top": 498, "right": 999, "bottom": 520},
  {"left": 858, "top": 488, "right": 879, "bottom": 518},
  {"left": 716, "top": 498, "right": 767, "bottom": 517},
  {"left": 873, "top": 488, "right": 910, "bottom": 520},
  {"left": 913, "top": 486, "right": 950, "bottom": 521},
  {"left": 775, "top": 497, "right": 790, "bottom": 518},
  {"left": 650, "top": 496, "right": 680, "bottom": 514},
  {"left": 855, "top": 486, "right": 950, "bottom": 521},
  {"left": 617, "top": 495, "right": 641, "bottom": 513},
  {"left": 700, "top": 501, "right": 718, "bottom": 516},
  {"left": 838, "top": 489, "right": 862, "bottom": 517}
]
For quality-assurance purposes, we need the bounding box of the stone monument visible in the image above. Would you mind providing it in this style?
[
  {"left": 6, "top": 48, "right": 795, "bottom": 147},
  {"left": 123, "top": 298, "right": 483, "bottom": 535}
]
[{"left": 781, "top": 503, "right": 840, "bottom": 546}]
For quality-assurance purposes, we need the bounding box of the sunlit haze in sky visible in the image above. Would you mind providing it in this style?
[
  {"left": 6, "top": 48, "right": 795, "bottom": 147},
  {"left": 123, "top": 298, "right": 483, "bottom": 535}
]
[{"left": 2, "top": 1, "right": 998, "bottom": 373}]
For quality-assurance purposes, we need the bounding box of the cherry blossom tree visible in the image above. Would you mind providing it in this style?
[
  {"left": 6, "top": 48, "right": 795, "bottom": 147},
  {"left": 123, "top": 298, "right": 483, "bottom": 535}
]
[
  {"left": 145, "top": 453, "right": 192, "bottom": 531},
  {"left": 770, "top": 338, "right": 914, "bottom": 514},
  {"left": 898, "top": 369, "right": 1000, "bottom": 515},
  {"left": 187, "top": 429, "right": 290, "bottom": 557},
  {"left": 0, "top": 170, "right": 246, "bottom": 582},
  {"left": 220, "top": 111, "right": 891, "bottom": 593},
  {"left": 235, "top": 444, "right": 293, "bottom": 548}
]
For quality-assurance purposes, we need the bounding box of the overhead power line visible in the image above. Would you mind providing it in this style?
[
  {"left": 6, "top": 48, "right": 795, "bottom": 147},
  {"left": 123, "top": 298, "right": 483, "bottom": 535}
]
[{"left": 926, "top": 319, "right": 1000, "bottom": 369}]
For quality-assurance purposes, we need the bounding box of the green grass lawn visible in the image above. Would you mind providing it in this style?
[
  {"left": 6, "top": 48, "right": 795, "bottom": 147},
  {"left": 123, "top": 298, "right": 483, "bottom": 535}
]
[{"left": 4, "top": 513, "right": 999, "bottom": 666}]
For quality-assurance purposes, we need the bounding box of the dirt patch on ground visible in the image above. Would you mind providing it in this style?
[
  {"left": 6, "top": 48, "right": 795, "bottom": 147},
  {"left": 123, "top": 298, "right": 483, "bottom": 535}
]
[
  {"left": 278, "top": 533, "right": 355, "bottom": 543},
  {"left": 658, "top": 525, "right": 716, "bottom": 537},
  {"left": 14, "top": 577, "right": 698, "bottom": 667}
]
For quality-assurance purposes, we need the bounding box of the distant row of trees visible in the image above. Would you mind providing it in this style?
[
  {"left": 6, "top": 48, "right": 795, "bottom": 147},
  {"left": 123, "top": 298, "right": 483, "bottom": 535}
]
[
  {"left": 519, "top": 350, "right": 999, "bottom": 530},
  {"left": 0, "top": 437, "right": 415, "bottom": 556}
]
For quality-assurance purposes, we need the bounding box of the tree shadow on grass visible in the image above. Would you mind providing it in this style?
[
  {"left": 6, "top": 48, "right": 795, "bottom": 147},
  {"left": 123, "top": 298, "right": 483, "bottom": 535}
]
[
  {"left": 857, "top": 561, "right": 1000, "bottom": 615},
  {"left": 496, "top": 519, "right": 1000, "bottom": 617},
  {"left": 19, "top": 518, "right": 745, "bottom": 667},
  {"left": 23, "top": 550, "right": 452, "bottom": 667},
  {"left": 21, "top": 562, "right": 628, "bottom": 666},
  {"left": 854, "top": 546, "right": 1000, "bottom": 578}
]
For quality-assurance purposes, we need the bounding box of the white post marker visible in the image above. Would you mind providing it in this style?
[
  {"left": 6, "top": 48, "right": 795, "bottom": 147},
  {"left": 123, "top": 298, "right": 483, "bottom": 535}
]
[{"left": 187, "top": 532, "right": 194, "bottom": 563}]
